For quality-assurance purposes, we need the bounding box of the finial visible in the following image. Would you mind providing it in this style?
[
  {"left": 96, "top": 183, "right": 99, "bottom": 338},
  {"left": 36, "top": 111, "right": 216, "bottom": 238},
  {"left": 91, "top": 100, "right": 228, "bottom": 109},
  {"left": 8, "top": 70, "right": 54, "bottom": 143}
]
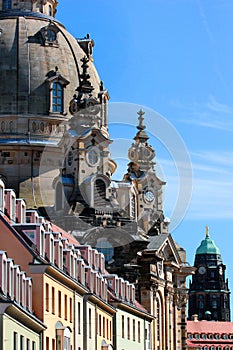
[
  {"left": 206, "top": 226, "right": 209, "bottom": 237},
  {"left": 77, "top": 56, "right": 94, "bottom": 94},
  {"left": 137, "top": 109, "right": 146, "bottom": 131}
]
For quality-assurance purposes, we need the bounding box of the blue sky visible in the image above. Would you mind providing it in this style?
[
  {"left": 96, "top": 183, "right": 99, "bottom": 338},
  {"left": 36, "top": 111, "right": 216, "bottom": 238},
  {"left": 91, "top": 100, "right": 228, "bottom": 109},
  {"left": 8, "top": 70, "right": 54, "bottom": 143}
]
[{"left": 57, "top": 0, "right": 233, "bottom": 313}]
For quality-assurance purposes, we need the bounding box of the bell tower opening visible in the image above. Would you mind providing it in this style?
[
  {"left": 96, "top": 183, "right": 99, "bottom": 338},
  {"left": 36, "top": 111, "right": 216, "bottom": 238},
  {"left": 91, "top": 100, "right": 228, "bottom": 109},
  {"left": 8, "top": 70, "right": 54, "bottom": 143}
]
[{"left": 94, "top": 179, "right": 106, "bottom": 207}]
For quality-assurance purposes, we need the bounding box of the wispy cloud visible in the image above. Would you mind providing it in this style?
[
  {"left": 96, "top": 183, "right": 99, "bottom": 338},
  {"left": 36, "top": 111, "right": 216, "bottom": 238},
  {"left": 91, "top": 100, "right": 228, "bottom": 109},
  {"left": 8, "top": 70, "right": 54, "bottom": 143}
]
[
  {"left": 158, "top": 152, "right": 233, "bottom": 221},
  {"left": 173, "top": 95, "right": 233, "bottom": 131}
]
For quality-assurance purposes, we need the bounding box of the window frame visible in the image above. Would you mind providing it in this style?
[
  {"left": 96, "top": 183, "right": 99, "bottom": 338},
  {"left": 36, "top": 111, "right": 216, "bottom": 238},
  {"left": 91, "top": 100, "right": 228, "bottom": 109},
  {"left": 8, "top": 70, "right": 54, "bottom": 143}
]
[{"left": 47, "top": 73, "right": 69, "bottom": 116}]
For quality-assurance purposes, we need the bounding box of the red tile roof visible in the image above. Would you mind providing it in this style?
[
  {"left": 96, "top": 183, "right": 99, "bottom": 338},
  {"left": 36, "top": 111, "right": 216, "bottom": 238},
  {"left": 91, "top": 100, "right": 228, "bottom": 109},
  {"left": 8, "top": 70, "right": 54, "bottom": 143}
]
[
  {"left": 50, "top": 222, "right": 80, "bottom": 245},
  {"left": 188, "top": 320, "right": 233, "bottom": 334},
  {"left": 187, "top": 321, "right": 233, "bottom": 347}
]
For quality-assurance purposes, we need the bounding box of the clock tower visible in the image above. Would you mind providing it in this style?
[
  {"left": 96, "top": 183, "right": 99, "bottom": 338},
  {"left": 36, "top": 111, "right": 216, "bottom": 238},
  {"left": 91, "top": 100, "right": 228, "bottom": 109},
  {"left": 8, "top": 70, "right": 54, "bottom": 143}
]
[
  {"left": 188, "top": 227, "right": 231, "bottom": 321},
  {"left": 124, "top": 110, "right": 166, "bottom": 235}
]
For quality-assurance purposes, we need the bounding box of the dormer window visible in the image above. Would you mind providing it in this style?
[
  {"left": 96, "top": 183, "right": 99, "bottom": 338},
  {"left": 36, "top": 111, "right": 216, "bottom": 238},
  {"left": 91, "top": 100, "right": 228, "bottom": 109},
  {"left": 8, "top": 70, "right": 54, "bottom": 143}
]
[
  {"left": 52, "top": 82, "right": 63, "bottom": 112},
  {"left": 47, "top": 28, "right": 56, "bottom": 43},
  {"left": 3, "top": 0, "right": 11, "bottom": 10},
  {"left": 41, "top": 23, "right": 59, "bottom": 46},
  {"left": 47, "top": 68, "right": 70, "bottom": 115}
]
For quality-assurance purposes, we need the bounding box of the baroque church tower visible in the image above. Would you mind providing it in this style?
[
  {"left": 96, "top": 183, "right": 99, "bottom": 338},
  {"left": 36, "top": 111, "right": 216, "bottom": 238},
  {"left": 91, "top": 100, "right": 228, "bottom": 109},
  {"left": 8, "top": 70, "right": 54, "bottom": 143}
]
[{"left": 188, "top": 227, "right": 231, "bottom": 321}]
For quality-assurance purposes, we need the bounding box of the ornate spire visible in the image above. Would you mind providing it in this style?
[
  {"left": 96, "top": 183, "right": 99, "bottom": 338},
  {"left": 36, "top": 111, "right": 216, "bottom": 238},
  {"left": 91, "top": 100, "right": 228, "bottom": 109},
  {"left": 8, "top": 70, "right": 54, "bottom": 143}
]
[
  {"left": 137, "top": 109, "right": 146, "bottom": 131},
  {"left": 206, "top": 226, "right": 209, "bottom": 237},
  {"left": 77, "top": 56, "right": 94, "bottom": 95},
  {"left": 134, "top": 109, "right": 149, "bottom": 142}
]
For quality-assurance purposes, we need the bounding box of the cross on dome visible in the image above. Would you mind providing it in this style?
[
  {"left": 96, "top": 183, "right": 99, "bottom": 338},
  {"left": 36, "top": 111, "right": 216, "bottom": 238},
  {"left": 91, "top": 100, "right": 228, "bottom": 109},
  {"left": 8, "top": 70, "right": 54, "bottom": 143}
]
[{"left": 137, "top": 109, "right": 146, "bottom": 131}]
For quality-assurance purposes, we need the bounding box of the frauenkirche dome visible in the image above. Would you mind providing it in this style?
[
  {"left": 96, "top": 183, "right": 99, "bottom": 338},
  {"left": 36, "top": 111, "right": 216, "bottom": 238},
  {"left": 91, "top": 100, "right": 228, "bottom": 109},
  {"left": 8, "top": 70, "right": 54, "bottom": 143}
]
[{"left": 0, "top": 0, "right": 102, "bottom": 206}]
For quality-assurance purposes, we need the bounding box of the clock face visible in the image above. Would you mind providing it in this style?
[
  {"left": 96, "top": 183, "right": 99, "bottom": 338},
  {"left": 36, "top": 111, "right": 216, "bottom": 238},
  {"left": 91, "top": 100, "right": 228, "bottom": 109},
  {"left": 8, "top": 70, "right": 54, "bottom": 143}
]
[
  {"left": 144, "top": 190, "right": 155, "bottom": 203},
  {"left": 198, "top": 266, "right": 206, "bottom": 275}
]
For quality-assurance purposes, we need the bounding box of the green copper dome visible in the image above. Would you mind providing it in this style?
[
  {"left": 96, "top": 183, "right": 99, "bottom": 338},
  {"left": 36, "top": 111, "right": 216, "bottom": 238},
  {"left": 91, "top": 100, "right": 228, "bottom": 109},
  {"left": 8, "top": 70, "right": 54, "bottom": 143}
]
[{"left": 196, "top": 228, "right": 221, "bottom": 255}]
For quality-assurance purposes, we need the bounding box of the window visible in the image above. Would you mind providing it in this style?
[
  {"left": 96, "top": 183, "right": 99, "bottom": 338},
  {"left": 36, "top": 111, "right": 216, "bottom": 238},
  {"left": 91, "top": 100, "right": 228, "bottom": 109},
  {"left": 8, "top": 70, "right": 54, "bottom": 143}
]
[
  {"left": 46, "top": 283, "right": 49, "bottom": 311},
  {"left": 52, "top": 287, "right": 55, "bottom": 314},
  {"left": 87, "top": 149, "right": 99, "bottom": 165},
  {"left": 13, "top": 332, "right": 18, "bottom": 350},
  {"left": 67, "top": 151, "right": 73, "bottom": 166},
  {"left": 99, "top": 314, "right": 102, "bottom": 335},
  {"left": 107, "top": 319, "right": 109, "bottom": 339},
  {"left": 138, "top": 321, "right": 141, "bottom": 343},
  {"left": 95, "top": 239, "right": 114, "bottom": 263},
  {"left": 0, "top": 184, "right": 4, "bottom": 212},
  {"left": 212, "top": 295, "right": 217, "bottom": 309},
  {"left": 89, "top": 309, "right": 92, "bottom": 338},
  {"left": 58, "top": 291, "right": 61, "bottom": 317},
  {"left": 64, "top": 295, "right": 68, "bottom": 320},
  {"left": 46, "top": 338, "right": 49, "bottom": 350},
  {"left": 133, "top": 319, "right": 135, "bottom": 341},
  {"left": 52, "top": 83, "right": 63, "bottom": 113},
  {"left": 1, "top": 121, "right": 5, "bottom": 132},
  {"left": 127, "top": 317, "right": 130, "bottom": 340},
  {"left": 198, "top": 295, "right": 204, "bottom": 309},
  {"left": 109, "top": 320, "right": 112, "bottom": 341},
  {"left": 148, "top": 323, "right": 151, "bottom": 349},
  {"left": 64, "top": 328, "right": 71, "bottom": 350},
  {"left": 20, "top": 335, "right": 24, "bottom": 350},
  {"left": 69, "top": 298, "right": 72, "bottom": 322},
  {"left": 32, "top": 342, "right": 36, "bottom": 350},
  {"left": 48, "top": 5, "right": 53, "bottom": 16},
  {"left": 103, "top": 316, "right": 105, "bottom": 338},
  {"left": 78, "top": 302, "right": 81, "bottom": 334},
  {"left": 122, "top": 315, "right": 124, "bottom": 338},
  {"left": 47, "top": 29, "right": 56, "bottom": 42},
  {"left": 3, "top": 0, "right": 11, "bottom": 9}
]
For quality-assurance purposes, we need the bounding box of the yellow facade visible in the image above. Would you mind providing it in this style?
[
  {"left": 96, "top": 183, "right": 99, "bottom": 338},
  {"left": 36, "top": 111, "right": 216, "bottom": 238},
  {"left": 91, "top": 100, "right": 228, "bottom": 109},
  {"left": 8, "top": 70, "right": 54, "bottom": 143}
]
[{"left": 96, "top": 307, "right": 113, "bottom": 349}]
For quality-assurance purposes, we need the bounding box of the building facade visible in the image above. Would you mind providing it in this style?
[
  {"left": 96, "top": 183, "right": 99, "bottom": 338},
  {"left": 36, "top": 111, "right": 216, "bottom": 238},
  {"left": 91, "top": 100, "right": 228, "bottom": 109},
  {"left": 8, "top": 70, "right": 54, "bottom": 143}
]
[
  {"left": 0, "top": 1, "right": 194, "bottom": 349},
  {"left": 0, "top": 250, "right": 46, "bottom": 350}
]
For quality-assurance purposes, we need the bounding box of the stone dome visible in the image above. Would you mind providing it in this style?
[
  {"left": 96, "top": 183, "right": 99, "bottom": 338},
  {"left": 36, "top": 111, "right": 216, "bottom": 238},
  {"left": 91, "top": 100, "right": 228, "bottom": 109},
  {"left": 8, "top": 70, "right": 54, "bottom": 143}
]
[
  {"left": 0, "top": 1, "right": 105, "bottom": 207},
  {"left": 0, "top": 2, "right": 101, "bottom": 139}
]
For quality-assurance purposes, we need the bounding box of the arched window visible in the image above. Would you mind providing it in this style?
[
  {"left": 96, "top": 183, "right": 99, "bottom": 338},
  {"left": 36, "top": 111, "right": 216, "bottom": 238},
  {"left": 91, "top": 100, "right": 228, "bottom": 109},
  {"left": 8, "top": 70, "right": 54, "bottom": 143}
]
[
  {"left": 3, "top": 0, "right": 11, "bottom": 9},
  {"left": 156, "top": 297, "right": 162, "bottom": 345},
  {"left": 52, "top": 82, "right": 63, "bottom": 113},
  {"left": 48, "top": 5, "right": 53, "bottom": 16},
  {"left": 94, "top": 179, "right": 106, "bottom": 206}
]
